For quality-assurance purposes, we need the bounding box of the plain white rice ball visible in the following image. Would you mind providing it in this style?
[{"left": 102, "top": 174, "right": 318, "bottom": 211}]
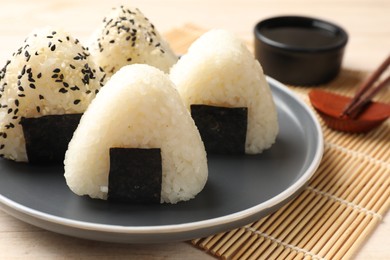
[
  {"left": 64, "top": 64, "right": 208, "bottom": 204},
  {"left": 88, "top": 5, "right": 178, "bottom": 77},
  {"left": 170, "top": 29, "right": 278, "bottom": 154}
]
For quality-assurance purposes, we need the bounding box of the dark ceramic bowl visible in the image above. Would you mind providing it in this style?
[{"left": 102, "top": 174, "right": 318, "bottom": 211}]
[{"left": 254, "top": 16, "right": 348, "bottom": 86}]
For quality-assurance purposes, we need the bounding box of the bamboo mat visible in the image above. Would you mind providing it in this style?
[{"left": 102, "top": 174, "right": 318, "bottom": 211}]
[{"left": 164, "top": 25, "right": 390, "bottom": 260}]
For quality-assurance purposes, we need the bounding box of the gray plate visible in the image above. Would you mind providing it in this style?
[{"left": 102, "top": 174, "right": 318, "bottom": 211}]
[{"left": 0, "top": 77, "right": 323, "bottom": 243}]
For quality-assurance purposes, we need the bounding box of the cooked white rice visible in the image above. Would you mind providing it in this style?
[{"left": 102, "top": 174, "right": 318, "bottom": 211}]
[
  {"left": 170, "top": 29, "right": 278, "bottom": 154},
  {"left": 64, "top": 64, "right": 208, "bottom": 204},
  {"left": 88, "top": 5, "right": 178, "bottom": 77},
  {"left": 0, "top": 27, "right": 106, "bottom": 161}
]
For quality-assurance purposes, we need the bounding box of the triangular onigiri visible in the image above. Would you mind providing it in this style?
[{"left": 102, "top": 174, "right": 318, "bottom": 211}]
[
  {"left": 170, "top": 29, "right": 279, "bottom": 154},
  {"left": 64, "top": 64, "right": 208, "bottom": 204},
  {"left": 0, "top": 27, "right": 106, "bottom": 162},
  {"left": 88, "top": 5, "right": 178, "bottom": 77}
]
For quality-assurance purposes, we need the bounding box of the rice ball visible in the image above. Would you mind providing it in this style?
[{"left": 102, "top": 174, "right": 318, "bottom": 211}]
[
  {"left": 0, "top": 27, "right": 106, "bottom": 162},
  {"left": 88, "top": 5, "right": 178, "bottom": 77},
  {"left": 64, "top": 64, "right": 208, "bottom": 204},
  {"left": 170, "top": 29, "right": 279, "bottom": 154}
]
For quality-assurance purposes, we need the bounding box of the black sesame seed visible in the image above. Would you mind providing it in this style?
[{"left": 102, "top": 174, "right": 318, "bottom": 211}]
[
  {"left": 109, "top": 40, "right": 115, "bottom": 44},
  {"left": 127, "top": 57, "right": 132, "bottom": 62},
  {"left": 70, "top": 64, "right": 76, "bottom": 69},
  {"left": 18, "top": 86, "right": 24, "bottom": 91},
  {"left": 21, "top": 65, "right": 26, "bottom": 75},
  {"left": 7, "top": 108, "right": 12, "bottom": 114},
  {"left": 39, "top": 94, "right": 44, "bottom": 100},
  {"left": 52, "top": 74, "right": 58, "bottom": 79},
  {"left": 73, "top": 99, "right": 81, "bottom": 105},
  {"left": 18, "top": 94, "right": 25, "bottom": 97},
  {"left": 28, "top": 77, "right": 35, "bottom": 83},
  {"left": 86, "top": 90, "right": 91, "bottom": 94},
  {"left": 12, "top": 116, "right": 18, "bottom": 120},
  {"left": 0, "top": 144, "right": 4, "bottom": 150},
  {"left": 15, "top": 100, "right": 19, "bottom": 106},
  {"left": 50, "top": 45, "right": 56, "bottom": 51},
  {"left": 53, "top": 68, "right": 60, "bottom": 73},
  {"left": 36, "top": 106, "right": 40, "bottom": 113},
  {"left": 71, "top": 86, "right": 79, "bottom": 91},
  {"left": 63, "top": 82, "right": 69, "bottom": 88},
  {"left": 14, "top": 109, "right": 18, "bottom": 115},
  {"left": 100, "top": 74, "right": 106, "bottom": 82},
  {"left": 29, "top": 83, "right": 36, "bottom": 89},
  {"left": 47, "top": 35, "right": 53, "bottom": 39},
  {"left": 59, "top": 88, "right": 67, "bottom": 93},
  {"left": 37, "top": 73, "right": 42, "bottom": 78}
]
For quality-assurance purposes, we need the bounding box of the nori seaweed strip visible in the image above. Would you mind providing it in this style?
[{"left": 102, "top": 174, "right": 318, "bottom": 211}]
[
  {"left": 20, "top": 114, "right": 82, "bottom": 164},
  {"left": 191, "top": 105, "right": 248, "bottom": 154},
  {"left": 108, "top": 148, "right": 162, "bottom": 203}
]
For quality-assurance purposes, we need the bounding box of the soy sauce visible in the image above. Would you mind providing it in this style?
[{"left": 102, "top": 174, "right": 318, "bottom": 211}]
[{"left": 260, "top": 26, "right": 343, "bottom": 49}]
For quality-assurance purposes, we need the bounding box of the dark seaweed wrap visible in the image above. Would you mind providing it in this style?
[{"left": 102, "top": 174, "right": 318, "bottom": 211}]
[
  {"left": 108, "top": 148, "right": 162, "bottom": 203},
  {"left": 190, "top": 105, "right": 248, "bottom": 154},
  {"left": 21, "top": 114, "right": 82, "bottom": 164}
]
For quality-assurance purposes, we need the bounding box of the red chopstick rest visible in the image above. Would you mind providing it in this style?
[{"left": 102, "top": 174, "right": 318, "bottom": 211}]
[{"left": 309, "top": 90, "right": 390, "bottom": 133}]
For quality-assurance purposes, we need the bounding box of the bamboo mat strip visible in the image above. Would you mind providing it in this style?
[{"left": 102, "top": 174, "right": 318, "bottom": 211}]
[{"left": 164, "top": 25, "right": 390, "bottom": 260}]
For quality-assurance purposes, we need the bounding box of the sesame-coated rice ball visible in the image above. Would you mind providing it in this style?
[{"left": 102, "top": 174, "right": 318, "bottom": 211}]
[
  {"left": 0, "top": 26, "right": 106, "bottom": 162},
  {"left": 88, "top": 5, "right": 178, "bottom": 77}
]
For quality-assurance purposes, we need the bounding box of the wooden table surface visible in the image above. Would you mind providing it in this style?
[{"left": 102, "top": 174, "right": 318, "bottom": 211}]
[{"left": 0, "top": 0, "right": 389, "bottom": 259}]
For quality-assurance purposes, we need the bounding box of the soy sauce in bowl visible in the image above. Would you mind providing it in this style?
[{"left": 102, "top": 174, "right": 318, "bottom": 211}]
[{"left": 254, "top": 16, "right": 348, "bottom": 85}]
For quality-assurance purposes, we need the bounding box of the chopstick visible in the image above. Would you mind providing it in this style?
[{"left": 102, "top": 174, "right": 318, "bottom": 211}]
[{"left": 341, "top": 54, "right": 390, "bottom": 118}]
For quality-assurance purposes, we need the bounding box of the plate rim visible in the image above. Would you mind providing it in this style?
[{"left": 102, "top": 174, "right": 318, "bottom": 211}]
[{"left": 0, "top": 76, "right": 324, "bottom": 237}]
